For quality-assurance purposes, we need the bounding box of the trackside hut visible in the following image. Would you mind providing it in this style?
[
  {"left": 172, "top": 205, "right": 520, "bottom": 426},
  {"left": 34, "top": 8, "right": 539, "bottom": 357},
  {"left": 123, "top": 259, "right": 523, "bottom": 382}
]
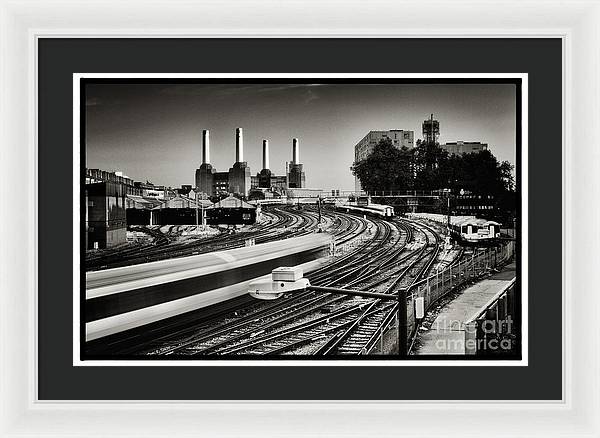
[{"left": 205, "top": 195, "right": 257, "bottom": 225}]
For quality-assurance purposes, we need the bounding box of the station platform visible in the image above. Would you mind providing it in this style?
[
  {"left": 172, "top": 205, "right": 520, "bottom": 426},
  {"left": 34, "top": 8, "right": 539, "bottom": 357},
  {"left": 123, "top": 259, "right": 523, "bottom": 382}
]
[{"left": 413, "top": 261, "right": 517, "bottom": 355}]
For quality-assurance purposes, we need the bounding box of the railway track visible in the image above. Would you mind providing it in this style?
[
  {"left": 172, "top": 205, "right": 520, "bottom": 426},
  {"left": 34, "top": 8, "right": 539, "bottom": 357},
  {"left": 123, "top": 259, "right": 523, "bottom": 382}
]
[
  {"left": 86, "top": 207, "right": 319, "bottom": 271},
  {"left": 142, "top": 211, "right": 388, "bottom": 355},
  {"left": 86, "top": 210, "right": 458, "bottom": 357},
  {"left": 85, "top": 207, "right": 374, "bottom": 356},
  {"left": 204, "top": 219, "right": 443, "bottom": 356},
  {"left": 137, "top": 216, "right": 431, "bottom": 356},
  {"left": 310, "top": 219, "right": 443, "bottom": 356}
]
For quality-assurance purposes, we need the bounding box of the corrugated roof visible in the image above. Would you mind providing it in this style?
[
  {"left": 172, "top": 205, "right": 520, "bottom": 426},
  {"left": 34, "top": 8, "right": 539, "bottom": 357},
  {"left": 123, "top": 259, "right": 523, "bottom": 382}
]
[
  {"left": 160, "top": 195, "right": 212, "bottom": 209},
  {"left": 127, "top": 194, "right": 214, "bottom": 210},
  {"left": 125, "top": 195, "right": 164, "bottom": 208},
  {"left": 207, "top": 195, "right": 256, "bottom": 209}
]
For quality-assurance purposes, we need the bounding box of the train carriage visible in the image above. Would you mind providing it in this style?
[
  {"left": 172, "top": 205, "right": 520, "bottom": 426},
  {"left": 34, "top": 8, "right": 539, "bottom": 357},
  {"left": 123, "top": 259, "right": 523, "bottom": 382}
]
[
  {"left": 407, "top": 213, "right": 500, "bottom": 244},
  {"left": 85, "top": 234, "right": 332, "bottom": 341},
  {"left": 448, "top": 216, "right": 501, "bottom": 243},
  {"left": 336, "top": 202, "right": 395, "bottom": 219}
]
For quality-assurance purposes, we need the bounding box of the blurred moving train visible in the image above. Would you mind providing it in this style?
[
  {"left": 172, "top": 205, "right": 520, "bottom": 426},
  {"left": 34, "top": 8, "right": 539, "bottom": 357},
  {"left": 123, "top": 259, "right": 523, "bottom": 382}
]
[
  {"left": 408, "top": 213, "right": 501, "bottom": 244},
  {"left": 85, "top": 234, "right": 332, "bottom": 341},
  {"left": 336, "top": 195, "right": 395, "bottom": 219}
]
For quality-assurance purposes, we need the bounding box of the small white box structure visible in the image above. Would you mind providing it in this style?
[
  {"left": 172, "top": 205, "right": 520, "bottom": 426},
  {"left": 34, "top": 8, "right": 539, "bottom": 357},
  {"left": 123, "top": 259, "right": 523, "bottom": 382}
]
[
  {"left": 272, "top": 266, "right": 304, "bottom": 282},
  {"left": 249, "top": 267, "right": 310, "bottom": 300},
  {"left": 415, "top": 297, "right": 425, "bottom": 319}
]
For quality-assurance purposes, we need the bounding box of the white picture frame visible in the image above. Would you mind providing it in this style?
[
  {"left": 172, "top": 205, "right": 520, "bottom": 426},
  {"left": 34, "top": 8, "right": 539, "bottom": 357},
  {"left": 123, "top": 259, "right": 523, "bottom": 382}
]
[{"left": 0, "top": 1, "right": 597, "bottom": 437}]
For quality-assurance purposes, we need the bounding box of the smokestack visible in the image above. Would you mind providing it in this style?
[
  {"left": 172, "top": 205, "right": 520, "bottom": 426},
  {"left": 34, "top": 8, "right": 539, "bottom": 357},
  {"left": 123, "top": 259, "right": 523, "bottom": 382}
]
[
  {"left": 292, "top": 138, "right": 299, "bottom": 164},
  {"left": 236, "top": 127, "right": 244, "bottom": 163},
  {"left": 262, "top": 139, "right": 269, "bottom": 170},
  {"left": 202, "top": 129, "right": 210, "bottom": 164}
]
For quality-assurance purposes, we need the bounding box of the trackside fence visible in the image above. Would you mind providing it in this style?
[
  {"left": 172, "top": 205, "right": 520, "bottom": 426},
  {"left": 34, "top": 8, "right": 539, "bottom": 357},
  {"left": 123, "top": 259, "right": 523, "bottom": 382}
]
[
  {"left": 464, "top": 278, "right": 518, "bottom": 356},
  {"left": 362, "top": 240, "right": 515, "bottom": 355}
]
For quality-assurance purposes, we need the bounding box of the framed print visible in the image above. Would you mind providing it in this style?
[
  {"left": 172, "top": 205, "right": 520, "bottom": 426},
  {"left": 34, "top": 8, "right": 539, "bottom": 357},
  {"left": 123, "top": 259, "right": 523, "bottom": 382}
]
[
  {"left": 1, "top": 1, "right": 598, "bottom": 437},
  {"left": 77, "top": 73, "right": 525, "bottom": 365}
]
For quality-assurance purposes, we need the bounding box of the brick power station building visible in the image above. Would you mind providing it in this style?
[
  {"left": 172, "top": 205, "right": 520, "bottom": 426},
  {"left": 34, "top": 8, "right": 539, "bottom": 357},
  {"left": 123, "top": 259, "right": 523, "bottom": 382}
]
[{"left": 194, "top": 128, "right": 306, "bottom": 197}]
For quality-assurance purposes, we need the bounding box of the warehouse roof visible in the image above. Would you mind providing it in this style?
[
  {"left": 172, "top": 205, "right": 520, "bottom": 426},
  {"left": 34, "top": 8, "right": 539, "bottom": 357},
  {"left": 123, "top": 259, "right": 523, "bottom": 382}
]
[
  {"left": 159, "top": 195, "right": 212, "bottom": 209},
  {"left": 207, "top": 195, "right": 255, "bottom": 209},
  {"left": 126, "top": 194, "right": 213, "bottom": 210},
  {"left": 125, "top": 195, "right": 164, "bottom": 209}
]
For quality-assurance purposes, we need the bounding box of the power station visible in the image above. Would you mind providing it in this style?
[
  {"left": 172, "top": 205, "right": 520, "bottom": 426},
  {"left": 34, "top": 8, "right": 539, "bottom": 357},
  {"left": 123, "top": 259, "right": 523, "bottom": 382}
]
[
  {"left": 287, "top": 138, "right": 305, "bottom": 188},
  {"left": 195, "top": 128, "right": 306, "bottom": 198}
]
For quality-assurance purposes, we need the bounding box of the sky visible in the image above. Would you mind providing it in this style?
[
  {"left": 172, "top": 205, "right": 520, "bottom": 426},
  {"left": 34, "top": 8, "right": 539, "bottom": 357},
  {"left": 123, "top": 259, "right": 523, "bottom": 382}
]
[{"left": 85, "top": 82, "right": 517, "bottom": 191}]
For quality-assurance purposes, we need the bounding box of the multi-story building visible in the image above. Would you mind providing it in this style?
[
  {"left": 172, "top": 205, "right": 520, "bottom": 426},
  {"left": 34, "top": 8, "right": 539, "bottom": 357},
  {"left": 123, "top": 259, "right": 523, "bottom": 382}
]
[
  {"left": 86, "top": 168, "right": 141, "bottom": 193},
  {"left": 85, "top": 168, "right": 143, "bottom": 249},
  {"left": 354, "top": 129, "right": 415, "bottom": 191},
  {"left": 354, "top": 130, "right": 415, "bottom": 162},
  {"left": 133, "top": 181, "right": 176, "bottom": 199},
  {"left": 441, "top": 141, "right": 488, "bottom": 155}
]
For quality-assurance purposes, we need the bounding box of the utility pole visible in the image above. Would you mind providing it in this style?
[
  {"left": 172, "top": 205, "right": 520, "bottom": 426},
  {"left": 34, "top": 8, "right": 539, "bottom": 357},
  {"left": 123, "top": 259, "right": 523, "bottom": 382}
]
[
  {"left": 398, "top": 287, "right": 408, "bottom": 356},
  {"left": 447, "top": 192, "right": 451, "bottom": 234},
  {"left": 201, "top": 193, "right": 205, "bottom": 230},
  {"left": 195, "top": 190, "right": 199, "bottom": 234},
  {"left": 317, "top": 197, "right": 322, "bottom": 224}
]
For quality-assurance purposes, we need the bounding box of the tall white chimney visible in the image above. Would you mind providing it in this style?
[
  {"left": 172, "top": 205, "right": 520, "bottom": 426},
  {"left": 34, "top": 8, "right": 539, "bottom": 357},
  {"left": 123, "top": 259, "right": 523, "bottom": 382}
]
[
  {"left": 262, "top": 139, "right": 269, "bottom": 170},
  {"left": 292, "top": 138, "right": 299, "bottom": 164},
  {"left": 236, "top": 127, "right": 244, "bottom": 163},
  {"left": 202, "top": 129, "right": 210, "bottom": 164}
]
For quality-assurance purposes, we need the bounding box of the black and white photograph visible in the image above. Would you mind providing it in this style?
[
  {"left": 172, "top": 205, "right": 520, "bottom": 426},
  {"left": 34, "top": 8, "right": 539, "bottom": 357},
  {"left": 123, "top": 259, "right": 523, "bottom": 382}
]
[
  {"left": 81, "top": 76, "right": 522, "bottom": 361},
  {"left": 6, "top": 0, "right": 596, "bottom": 431}
]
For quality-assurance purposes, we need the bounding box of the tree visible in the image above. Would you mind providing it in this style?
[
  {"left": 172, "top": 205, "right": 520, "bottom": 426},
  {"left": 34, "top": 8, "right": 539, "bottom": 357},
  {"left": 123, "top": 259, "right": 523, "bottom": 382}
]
[
  {"left": 412, "top": 140, "right": 449, "bottom": 190},
  {"left": 351, "top": 138, "right": 413, "bottom": 193},
  {"left": 448, "top": 149, "right": 514, "bottom": 196},
  {"left": 352, "top": 137, "right": 516, "bottom": 206},
  {"left": 439, "top": 149, "right": 516, "bottom": 221}
]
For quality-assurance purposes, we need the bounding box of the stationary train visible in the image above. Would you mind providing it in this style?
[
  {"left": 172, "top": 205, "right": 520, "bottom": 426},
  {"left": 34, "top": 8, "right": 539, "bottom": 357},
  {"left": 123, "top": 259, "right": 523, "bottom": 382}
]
[
  {"left": 251, "top": 196, "right": 395, "bottom": 219},
  {"left": 85, "top": 234, "right": 332, "bottom": 341},
  {"left": 248, "top": 198, "right": 287, "bottom": 206},
  {"left": 336, "top": 196, "right": 395, "bottom": 219},
  {"left": 408, "top": 213, "right": 501, "bottom": 244}
]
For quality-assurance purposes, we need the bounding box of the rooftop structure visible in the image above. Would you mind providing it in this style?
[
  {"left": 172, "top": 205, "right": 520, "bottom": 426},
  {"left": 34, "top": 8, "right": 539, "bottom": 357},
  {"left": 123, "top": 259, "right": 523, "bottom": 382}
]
[
  {"left": 422, "top": 113, "right": 440, "bottom": 144},
  {"left": 441, "top": 141, "right": 489, "bottom": 155}
]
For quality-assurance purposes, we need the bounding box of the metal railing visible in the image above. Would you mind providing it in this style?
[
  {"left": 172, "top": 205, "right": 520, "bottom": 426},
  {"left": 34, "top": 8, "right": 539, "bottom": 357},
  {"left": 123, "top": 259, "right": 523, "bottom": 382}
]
[
  {"left": 464, "top": 278, "right": 517, "bottom": 356},
  {"left": 364, "top": 240, "right": 515, "bottom": 355},
  {"left": 325, "top": 190, "right": 447, "bottom": 198}
]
